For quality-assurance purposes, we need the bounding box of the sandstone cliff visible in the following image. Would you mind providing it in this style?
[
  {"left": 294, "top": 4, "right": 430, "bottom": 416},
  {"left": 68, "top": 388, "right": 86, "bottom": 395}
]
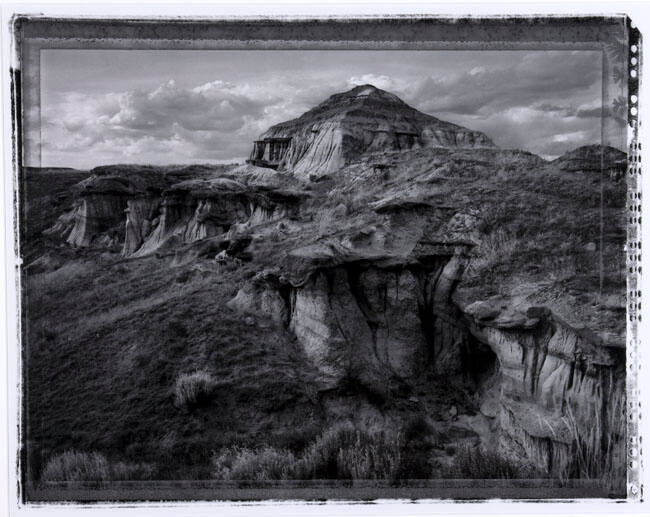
[
  {"left": 43, "top": 173, "right": 168, "bottom": 251},
  {"left": 228, "top": 239, "right": 474, "bottom": 393}
]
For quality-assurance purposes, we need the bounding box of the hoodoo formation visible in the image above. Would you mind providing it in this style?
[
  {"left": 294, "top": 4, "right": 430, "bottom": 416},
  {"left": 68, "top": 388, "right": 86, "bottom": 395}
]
[{"left": 247, "top": 85, "right": 494, "bottom": 177}]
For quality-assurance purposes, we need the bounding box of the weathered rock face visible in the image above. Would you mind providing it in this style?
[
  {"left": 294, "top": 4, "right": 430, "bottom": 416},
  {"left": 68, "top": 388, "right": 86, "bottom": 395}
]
[
  {"left": 248, "top": 85, "right": 495, "bottom": 178},
  {"left": 229, "top": 238, "right": 625, "bottom": 476},
  {"left": 229, "top": 247, "right": 477, "bottom": 394},
  {"left": 460, "top": 297, "right": 625, "bottom": 476},
  {"left": 130, "top": 187, "right": 246, "bottom": 257},
  {"left": 66, "top": 194, "right": 126, "bottom": 248},
  {"left": 122, "top": 197, "right": 162, "bottom": 256},
  {"left": 43, "top": 175, "right": 144, "bottom": 250},
  {"left": 131, "top": 180, "right": 303, "bottom": 257},
  {"left": 46, "top": 174, "right": 306, "bottom": 257}
]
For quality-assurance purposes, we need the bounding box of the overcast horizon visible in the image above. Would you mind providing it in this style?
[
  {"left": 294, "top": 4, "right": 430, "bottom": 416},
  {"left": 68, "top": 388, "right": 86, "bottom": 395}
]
[{"left": 36, "top": 49, "right": 622, "bottom": 169}]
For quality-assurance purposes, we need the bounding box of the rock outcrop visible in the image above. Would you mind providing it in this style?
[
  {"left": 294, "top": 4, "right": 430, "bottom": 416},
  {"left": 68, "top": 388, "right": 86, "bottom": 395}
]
[
  {"left": 459, "top": 295, "right": 625, "bottom": 476},
  {"left": 122, "top": 197, "right": 163, "bottom": 255},
  {"left": 43, "top": 174, "right": 163, "bottom": 250},
  {"left": 45, "top": 171, "right": 307, "bottom": 257},
  {"left": 132, "top": 179, "right": 304, "bottom": 257},
  {"left": 248, "top": 84, "right": 495, "bottom": 178},
  {"left": 229, "top": 239, "right": 478, "bottom": 395},
  {"left": 229, "top": 233, "right": 625, "bottom": 476}
]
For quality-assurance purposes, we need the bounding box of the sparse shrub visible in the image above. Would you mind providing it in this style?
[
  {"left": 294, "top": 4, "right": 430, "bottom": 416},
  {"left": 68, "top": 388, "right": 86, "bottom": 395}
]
[
  {"left": 335, "top": 435, "right": 402, "bottom": 480},
  {"left": 211, "top": 422, "right": 403, "bottom": 481},
  {"left": 466, "top": 229, "right": 519, "bottom": 278},
  {"left": 212, "top": 446, "right": 295, "bottom": 480},
  {"left": 174, "top": 370, "right": 216, "bottom": 407},
  {"left": 559, "top": 395, "right": 626, "bottom": 491},
  {"left": 41, "top": 450, "right": 110, "bottom": 483},
  {"left": 317, "top": 207, "right": 337, "bottom": 237},
  {"left": 294, "top": 421, "right": 402, "bottom": 480},
  {"left": 40, "top": 450, "right": 156, "bottom": 483}
]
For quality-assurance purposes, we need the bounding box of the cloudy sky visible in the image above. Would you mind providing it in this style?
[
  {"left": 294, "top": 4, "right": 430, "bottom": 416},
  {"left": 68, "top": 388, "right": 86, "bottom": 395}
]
[{"left": 38, "top": 49, "right": 615, "bottom": 169}]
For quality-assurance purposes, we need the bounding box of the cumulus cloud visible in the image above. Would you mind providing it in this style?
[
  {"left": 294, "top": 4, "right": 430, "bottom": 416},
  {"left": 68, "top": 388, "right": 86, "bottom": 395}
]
[
  {"left": 41, "top": 73, "right": 357, "bottom": 167},
  {"left": 42, "top": 79, "right": 282, "bottom": 167},
  {"left": 376, "top": 51, "right": 620, "bottom": 158},
  {"left": 347, "top": 74, "right": 403, "bottom": 91},
  {"left": 407, "top": 52, "right": 601, "bottom": 116},
  {"left": 38, "top": 50, "right": 623, "bottom": 168}
]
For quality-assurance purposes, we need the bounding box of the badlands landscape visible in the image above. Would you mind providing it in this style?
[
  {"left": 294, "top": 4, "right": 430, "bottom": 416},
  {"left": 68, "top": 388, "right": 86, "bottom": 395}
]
[{"left": 22, "top": 85, "right": 627, "bottom": 493}]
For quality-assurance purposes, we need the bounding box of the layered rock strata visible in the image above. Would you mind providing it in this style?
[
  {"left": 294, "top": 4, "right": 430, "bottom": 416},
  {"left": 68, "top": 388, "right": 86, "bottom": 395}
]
[
  {"left": 248, "top": 84, "right": 494, "bottom": 178},
  {"left": 44, "top": 175, "right": 153, "bottom": 250},
  {"left": 460, "top": 296, "right": 625, "bottom": 476},
  {"left": 46, "top": 174, "right": 305, "bottom": 257},
  {"left": 229, "top": 242, "right": 625, "bottom": 477},
  {"left": 229, "top": 242, "right": 476, "bottom": 394}
]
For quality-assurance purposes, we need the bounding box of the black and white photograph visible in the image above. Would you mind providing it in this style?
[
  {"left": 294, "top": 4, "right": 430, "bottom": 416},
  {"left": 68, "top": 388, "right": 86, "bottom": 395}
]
[{"left": 3, "top": 10, "right": 644, "bottom": 509}]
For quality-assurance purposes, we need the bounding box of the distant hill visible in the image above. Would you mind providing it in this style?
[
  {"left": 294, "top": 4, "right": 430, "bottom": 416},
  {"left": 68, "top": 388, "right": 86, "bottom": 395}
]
[
  {"left": 552, "top": 144, "right": 627, "bottom": 178},
  {"left": 24, "top": 166, "right": 84, "bottom": 174}
]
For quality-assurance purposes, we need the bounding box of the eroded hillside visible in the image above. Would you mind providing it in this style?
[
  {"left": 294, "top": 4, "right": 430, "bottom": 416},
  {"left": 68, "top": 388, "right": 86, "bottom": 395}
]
[{"left": 22, "top": 87, "right": 627, "bottom": 494}]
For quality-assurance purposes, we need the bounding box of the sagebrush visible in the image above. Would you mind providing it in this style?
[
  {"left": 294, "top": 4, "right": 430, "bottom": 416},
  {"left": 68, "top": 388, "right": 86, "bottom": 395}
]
[
  {"left": 211, "top": 421, "right": 403, "bottom": 480},
  {"left": 443, "top": 446, "right": 522, "bottom": 479},
  {"left": 40, "top": 450, "right": 156, "bottom": 483},
  {"left": 174, "top": 370, "right": 216, "bottom": 407},
  {"left": 41, "top": 450, "right": 110, "bottom": 483}
]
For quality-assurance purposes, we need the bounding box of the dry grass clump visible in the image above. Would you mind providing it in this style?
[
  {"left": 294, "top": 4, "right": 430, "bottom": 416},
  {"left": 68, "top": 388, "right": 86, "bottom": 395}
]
[
  {"left": 295, "top": 421, "right": 402, "bottom": 480},
  {"left": 174, "top": 370, "right": 216, "bottom": 407},
  {"left": 466, "top": 229, "right": 519, "bottom": 278},
  {"left": 559, "top": 394, "right": 626, "bottom": 491},
  {"left": 443, "top": 446, "right": 522, "bottom": 479},
  {"left": 110, "top": 461, "right": 156, "bottom": 481},
  {"left": 211, "top": 421, "right": 402, "bottom": 480},
  {"left": 40, "top": 450, "right": 156, "bottom": 483},
  {"left": 41, "top": 450, "right": 110, "bottom": 482},
  {"left": 212, "top": 446, "right": 296, "bottom": 481},
  {"left": 317, "top": 207, "right": 337, "bottom": 237}
]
